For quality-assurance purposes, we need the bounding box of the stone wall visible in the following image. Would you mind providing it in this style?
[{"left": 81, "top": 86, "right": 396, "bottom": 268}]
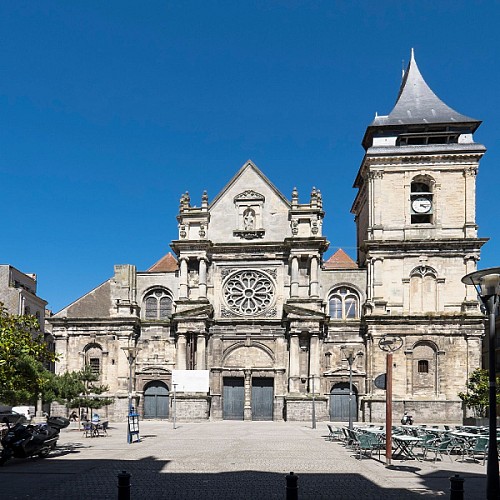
[
  {"left": 285, "top": 396, "right": 328, "bottom": 422},
  {"left": 361, "top": 398, "right": 463, "bottom": 425},
  {"left": 174, "top": 396, "right": 210, "bottom": 421}
]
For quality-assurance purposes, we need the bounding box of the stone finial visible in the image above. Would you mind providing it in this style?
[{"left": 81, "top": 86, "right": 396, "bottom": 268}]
[
  {"left": 310, "top": 187, "right": 318, "bottom": 208},
  {"left": 316, "top": 189, "right": 322, "bottom": 209},
  {"left": 201, "top": 190, "right": 208, "bottom": 209},
  {"left": 291, "top": 187, "right": 298, "bottom": 207}
]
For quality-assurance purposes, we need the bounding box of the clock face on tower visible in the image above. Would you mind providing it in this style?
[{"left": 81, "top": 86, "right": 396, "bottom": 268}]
[{"left": 412, "top": 196, "right": 432, "bottom": 214}]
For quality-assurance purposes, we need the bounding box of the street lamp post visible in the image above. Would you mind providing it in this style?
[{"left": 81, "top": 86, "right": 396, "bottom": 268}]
[
  {"left": 462, "top": 267, "right": 500, "bottom": 500},
  {"left": 121, "top": 346, "right": 140, "bottom": 414},
  {"left": 311, "top": 375, "right": 316, "bottom": 429},
  {"left": 172, "top": 383, "right": 178, "bottom": 430},
  {"left": 341, "top": 346, "right": 357, "bottom": 431}
]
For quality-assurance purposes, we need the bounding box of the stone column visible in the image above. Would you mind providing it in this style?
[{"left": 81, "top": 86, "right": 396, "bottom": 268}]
[
  {"left": 289, "top": 333, "right": 300, "bottom": 393},
  {"left": 176, "top": 334, "right": 187, "bottom": 370},
  {"left": 198, "top": 258, "right": 207, "bottom": 299},
  {"left": 196, "top": 334, "right": 206, "bottom": 370},
  {"left": 309, "top": 256, "right": 319, "bottom": 298},
  {"left": 309, "top": 333, "right": 320, "bottom": 393},
  {"left": 405, "top": 350, "right": 413, "bottom": 396},
  {"left": 290, "top": 256, "right": 299, "bottom": 298},
  {"left": 464, "top": 167, "right": 478, "bottom": 238},
  {"left": 179, "top": 258, "right": 189, "bottom": 299},
  {"left": 244, "top": 369, "right": 252, "bottom": 421}
]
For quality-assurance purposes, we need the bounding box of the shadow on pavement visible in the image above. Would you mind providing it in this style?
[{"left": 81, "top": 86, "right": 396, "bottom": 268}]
[{"left": 0, "top": 453, "right": 486, "bottom": 499}]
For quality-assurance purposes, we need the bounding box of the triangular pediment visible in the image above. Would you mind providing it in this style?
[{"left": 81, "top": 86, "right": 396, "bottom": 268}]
[
  {"left": 210, "top": 160, "right": 290, "bottom": 209},
  {"left": 207, "top": 160, "right": 292, "bottom": 243}
]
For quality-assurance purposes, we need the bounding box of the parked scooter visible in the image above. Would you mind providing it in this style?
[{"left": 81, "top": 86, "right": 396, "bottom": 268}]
[{"left": 0, "top": 415, "right": 69, "bottom": 465}]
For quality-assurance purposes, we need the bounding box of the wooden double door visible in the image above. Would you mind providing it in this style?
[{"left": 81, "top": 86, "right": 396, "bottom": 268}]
[{"left": 223, "top": 377, "right": 274, "bottom": 421}]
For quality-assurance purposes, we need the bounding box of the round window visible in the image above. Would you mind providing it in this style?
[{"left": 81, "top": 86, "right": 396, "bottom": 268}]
[{"left": 223, "top": 270, "right": 275, "bottom": 316}]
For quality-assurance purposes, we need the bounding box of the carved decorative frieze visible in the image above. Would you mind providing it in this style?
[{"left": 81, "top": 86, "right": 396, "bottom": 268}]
[
  {"left": 233, "top": 229, "right": 265, "bottom": 240},
  {"left": 233, "top": 190, "right": 265, "bottom": 202}
]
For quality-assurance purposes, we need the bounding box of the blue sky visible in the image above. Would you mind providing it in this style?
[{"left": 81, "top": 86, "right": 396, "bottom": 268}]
[{"left": 1, "top": 1, "right": 499, "bottom": 313}]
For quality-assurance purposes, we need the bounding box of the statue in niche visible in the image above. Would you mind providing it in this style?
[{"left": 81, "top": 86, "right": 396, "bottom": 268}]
[{"left": 243, "top": 208, "right": 256, "bottom": 230}]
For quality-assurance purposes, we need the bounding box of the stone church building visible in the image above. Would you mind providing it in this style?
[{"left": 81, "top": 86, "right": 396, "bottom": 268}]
[{"left": 48, "top": 52, "right": 487, "bottom": 424}]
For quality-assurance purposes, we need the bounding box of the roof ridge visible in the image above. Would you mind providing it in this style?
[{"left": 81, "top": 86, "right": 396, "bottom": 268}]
[{"left": 147, "top": 252, "right": 179, "bottom": 272}]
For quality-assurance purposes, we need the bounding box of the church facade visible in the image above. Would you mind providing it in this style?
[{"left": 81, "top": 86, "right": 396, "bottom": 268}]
[{"left": 48, "top": 53, "right": 487, "bottom": 424}]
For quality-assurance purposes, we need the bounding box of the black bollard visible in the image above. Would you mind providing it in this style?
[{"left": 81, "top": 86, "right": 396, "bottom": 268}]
[
  {"left": 118, "top": 470, "right": 131, "bottom": 500},
  {"left": 286, "top": 471, "right": 298, "bottom": 500},
  {"left": 449, "top": 474, "right": 464, "bottom": 500}
]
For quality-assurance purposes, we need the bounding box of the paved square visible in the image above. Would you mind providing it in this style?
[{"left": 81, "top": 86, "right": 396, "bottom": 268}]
[{"left": 0, "top": 421, "right": 488, "bottom": 499}]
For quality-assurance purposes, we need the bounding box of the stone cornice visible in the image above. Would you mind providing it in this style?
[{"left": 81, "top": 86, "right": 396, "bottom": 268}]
[{"left": 364, "top": 238, "right": 488, "bottom": 254}]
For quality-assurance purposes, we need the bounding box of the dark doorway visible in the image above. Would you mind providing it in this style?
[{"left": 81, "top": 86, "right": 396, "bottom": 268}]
[
  {"left": 251, "top": 377, "right": 274, "bottom": 421},
  {"left": 143, "top": 381, "right": 169, "bottom": 419},
  {"left": 223, "top": 377, "right": 245, "bottom": 420},
  {"left": 330, "top": 383, "right": 357, "bottom": 422}
]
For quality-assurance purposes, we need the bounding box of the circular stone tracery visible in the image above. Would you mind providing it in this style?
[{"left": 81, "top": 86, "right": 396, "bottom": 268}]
[{"left": 223, "top": 270, "right": 275, "bottom": 315}]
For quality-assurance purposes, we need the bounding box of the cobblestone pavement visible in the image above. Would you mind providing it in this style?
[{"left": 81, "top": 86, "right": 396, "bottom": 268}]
[{"left": 0, "top": 420, "right": 488, "bottom": 499}]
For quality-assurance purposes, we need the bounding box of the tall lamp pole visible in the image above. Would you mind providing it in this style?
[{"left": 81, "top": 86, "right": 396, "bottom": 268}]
[
  {"left": 462, "top": 267, "right": 500, "bottom": 500},
  {"left": 341, "top": 346, "right": 357, "bottom": 431},
  {"left": 173, "top": 383, "right": 178, "bottom": 430},
  {"left": 121, "top": 346, "right": 140, "bottom": 414},
  {"left": 311, "top": 375, "right": 316, "bottom": 429}
]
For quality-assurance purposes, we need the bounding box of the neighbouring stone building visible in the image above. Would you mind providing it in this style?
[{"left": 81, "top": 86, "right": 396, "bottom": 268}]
[
  {"left": 0, "top": 265, "right": 48, "bottom": 327},
  {"left": 48, "top": 52, "right": 487, "bottom": 424}
]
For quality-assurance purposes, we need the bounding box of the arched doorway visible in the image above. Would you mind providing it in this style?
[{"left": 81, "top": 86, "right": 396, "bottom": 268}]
[
  {"left": 330, "top": 383, "right": 357, "bottom": 422},
  {"left": 143, "top": 381, "right": 169, "bottom": 419}
]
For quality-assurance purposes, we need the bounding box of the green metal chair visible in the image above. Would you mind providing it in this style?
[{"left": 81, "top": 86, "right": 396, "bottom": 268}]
[
  {"left": 465, "top": 436, "right": 488, "bottom": 465},
  {"left": 353, "top": 432, "right": 380, "bottom": 460},
  {"left": 422, "top": 439, "right": 453, "bottom": 462},
  {"left": 327, "top": 424, "right": 342, "bottom": 442}
]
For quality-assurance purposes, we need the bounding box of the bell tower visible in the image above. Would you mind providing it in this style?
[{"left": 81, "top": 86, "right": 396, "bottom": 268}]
[
  {"left": 351, "top": 50, "right": 487, "bottom": 422},
  {"left": 352, "top": 49, "right": 487, "bottom": 316}
]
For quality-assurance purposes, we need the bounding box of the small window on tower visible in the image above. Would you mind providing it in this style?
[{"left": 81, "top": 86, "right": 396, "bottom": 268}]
[
  {"left": 410, "top": 180, "right": 433, "bottom": 224},
  {"left": 89, "top": 358, "right": 100, "bottom": 376},
  {"left": 418, "top": 360, "right": 429, "bottom": 373}
]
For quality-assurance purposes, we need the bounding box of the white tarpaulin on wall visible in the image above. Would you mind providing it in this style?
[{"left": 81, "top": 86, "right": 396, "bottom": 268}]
[{"left": 172, "top": 370, "right": 210, "bottom": 393}]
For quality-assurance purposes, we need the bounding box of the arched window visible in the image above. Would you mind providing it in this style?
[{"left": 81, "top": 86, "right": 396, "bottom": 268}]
[
  {"left": 85, "top": 343, "right": 103, "bottom": 376},
  {"left": 412, "top": 342, "right": 437, "bottom": 395},
  {"left": 328, "top": 287, "right": 359, "bottom": 320},
  {"left": 410, "top": 178, "right": 433, "bottom": 224},
  {"left": 143, "top": 289, "right": 173, "bottom": 320},
  {"left": 409, "top": 266, "right": 437, "bottom": 313}
]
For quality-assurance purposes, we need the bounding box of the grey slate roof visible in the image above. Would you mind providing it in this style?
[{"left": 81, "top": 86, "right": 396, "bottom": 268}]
[{"left": 369, "top": 49, "right": 480, "bottom": 129}]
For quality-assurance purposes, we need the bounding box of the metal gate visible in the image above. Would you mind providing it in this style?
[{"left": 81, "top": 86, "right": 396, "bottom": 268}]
[
  {"left": 330, "top": 383, "right": 357, "bottom": 422},
  {"left": 251, "top": 378, "right": 274, "bottom": 421},
  {"left": 143, "top": 382, "right": 169, "bottom": 419},
  {"left": 223, "top": 377, "right": 245, "bottom": 420}
]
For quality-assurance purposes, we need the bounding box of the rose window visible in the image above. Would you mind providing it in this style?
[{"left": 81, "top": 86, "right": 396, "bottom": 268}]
[{"left": 223, "top": 270, "right": 275, "bottom": 315}]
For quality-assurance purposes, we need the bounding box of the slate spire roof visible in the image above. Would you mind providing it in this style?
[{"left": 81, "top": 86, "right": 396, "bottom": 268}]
[{"left": 369, "top": 49, "right": 480, "bottom": 130}]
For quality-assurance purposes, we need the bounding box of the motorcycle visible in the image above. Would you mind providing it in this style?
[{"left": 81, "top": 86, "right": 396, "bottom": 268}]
[{"left": 0, "top": 415, "right": 70, "bottom": 465}]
